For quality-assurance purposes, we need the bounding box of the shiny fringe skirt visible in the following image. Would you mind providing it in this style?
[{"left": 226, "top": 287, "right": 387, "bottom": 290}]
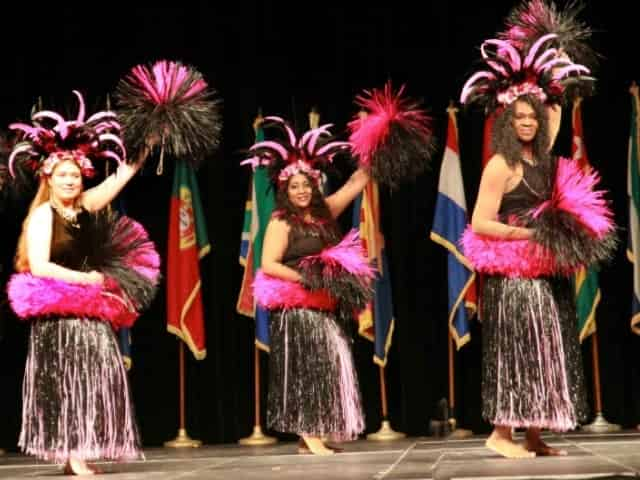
[
  {"left": 19, "top": 318, "right": 143, "bottom": 462},
  {"left": 267, "top": 308, "right": 365, "bottom": 441},
  {"left": 481, "top": 276, "right": 588, "bottom": 431}
]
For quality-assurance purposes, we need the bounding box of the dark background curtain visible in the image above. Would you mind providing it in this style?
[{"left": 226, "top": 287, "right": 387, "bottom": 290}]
[{"left": 1, "top": 2, "right": 639, "bottom": 448}]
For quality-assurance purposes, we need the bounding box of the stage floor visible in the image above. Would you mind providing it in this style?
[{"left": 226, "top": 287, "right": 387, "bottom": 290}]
[{"left": 1, "top": 431, "right": 639, "bottom": 479}]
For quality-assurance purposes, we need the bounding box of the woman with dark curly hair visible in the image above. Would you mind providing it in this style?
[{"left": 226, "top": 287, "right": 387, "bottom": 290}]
[
  {"left": 460, "top": 28, "right": 613, "bottom": 458},
  {"left": 244, "top": 117, "right": 372, "bottom": 456},
  {"left": 472, "top": 94, "right": 589, "bottom": 458},
  {"left": 262, "top": 166, "right": 370, "bottom": 455}
]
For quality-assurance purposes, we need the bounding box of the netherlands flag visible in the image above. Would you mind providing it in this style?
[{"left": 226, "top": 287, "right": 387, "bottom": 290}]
[{"left": 430, "top": 106, "right": 477, "bottom": 348}]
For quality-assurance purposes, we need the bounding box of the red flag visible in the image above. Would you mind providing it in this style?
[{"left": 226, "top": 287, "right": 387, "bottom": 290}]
[
  {"left": 572, "top": 98, "right": 590, "bottom": 170},
  {"left": 482, "top": 111, "right": 497, "bottom": 168},
  {"left": 167, "top": 161, "right": 210, "bottom": 360}
]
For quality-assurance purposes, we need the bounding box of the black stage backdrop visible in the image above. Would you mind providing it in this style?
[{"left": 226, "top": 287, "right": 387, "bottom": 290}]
[{"left": 1, "top": 3, "right": 639, "bottom": 449}]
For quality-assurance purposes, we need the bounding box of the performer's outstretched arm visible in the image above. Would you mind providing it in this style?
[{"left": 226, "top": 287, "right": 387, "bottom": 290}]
[
  {"left": 80, "top": 146, "right": 152, "bottom": 212},
  {"left": 325, "top": 167, "right": 370, "bottom": 218}
]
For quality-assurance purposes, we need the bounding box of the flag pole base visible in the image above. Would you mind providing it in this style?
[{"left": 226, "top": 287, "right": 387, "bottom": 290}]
[
  {"left": 238, "top": 426, "right": 278, "bottom": 446},
  {"left": 164, "top": 428, "right": 202, "bottom": 448},
  {"left": 447, "top": 419, "right": 474, "bottom": 439},
  {"left": 367, "top": 420, "right": 406, "bottom": 441},
  {"left": 581, "top": 412, "right": 621, "bottom": 433}
]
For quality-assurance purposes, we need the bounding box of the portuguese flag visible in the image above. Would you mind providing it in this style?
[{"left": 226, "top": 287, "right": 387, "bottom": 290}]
[{"left": 167, "top": 161, "right": 210, "bottom": 359}]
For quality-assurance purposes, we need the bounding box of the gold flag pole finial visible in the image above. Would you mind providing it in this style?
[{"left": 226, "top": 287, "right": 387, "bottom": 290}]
[
  {"left": 309, "top": 106, "right": 320, "bottom": 129},
  {"left": 447, "top": 99, "right": 458, "bottom": 115},
  {"left": 253, "top": 107, "right": 264, "bottom": 134}
]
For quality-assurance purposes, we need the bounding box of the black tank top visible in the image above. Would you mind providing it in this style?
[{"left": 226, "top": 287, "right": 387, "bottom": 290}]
[{"left": 498, "top": 161, "right": 548, "bottom": 222}]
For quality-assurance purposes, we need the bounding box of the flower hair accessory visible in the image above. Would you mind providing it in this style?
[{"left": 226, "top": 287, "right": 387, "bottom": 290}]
[
  {"left": 8, "top": 90, "right": 124, "bottom": 179},
  {"left": 278, "top": 160, "right": 323, "bottom": 185},
  {"left": 497, "top": 82, "right": 548, "bottom": 105},
  {"left": 241, "top": 116, "right": 351, "bottom": 188},
  {"left": 41, "top": 151, "right": 95, "bottom": 178},
  {"left": 460, "top": 33, "right": 592, "bottom": 111}
]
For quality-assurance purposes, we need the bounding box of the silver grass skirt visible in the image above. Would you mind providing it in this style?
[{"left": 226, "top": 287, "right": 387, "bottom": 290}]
[
  {"left": 481, "top": 276, "right": 588, "bottom": 431},
  {"left": 268, "top": 308, "right": 365, "bottom": 441},
  {"left": 19, "top": 318, "right": 143, "bottom": 462}
]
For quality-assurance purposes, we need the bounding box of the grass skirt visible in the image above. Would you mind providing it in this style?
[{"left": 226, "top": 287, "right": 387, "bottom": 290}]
[
  {"left": 19, "top": 318, "right": 143, "bottom": 462},
  {"left": 267, "top": 308, "right": 365, "bottom": 441}
]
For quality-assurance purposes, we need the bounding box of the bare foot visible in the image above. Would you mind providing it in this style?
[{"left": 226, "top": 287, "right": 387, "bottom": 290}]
[
  {"left": 298, "top": 438, "right": 343, "bottom": 454},
  {"left": 486, "top": 432, "right": 535, "bottom": 459},
  {"left": 525, "top": 428, "right": 567, "bottom": 456},
  {"left": 300, "top": 436, "right": 335, "bottom": 456},
  {"left": 63, "top": 457, "right": 95, "bottom": 475},
  {"left": 524, "top": 438, "right": 567, "bottom": 456},
  {"left": 87, "top": 463, "right": 104, "bottom": 474}
]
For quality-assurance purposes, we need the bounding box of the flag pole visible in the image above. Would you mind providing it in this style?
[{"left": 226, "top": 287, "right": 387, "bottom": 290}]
[
  {"left": 347, "top": 108, "right": 403, "bottom": 442},
  {"left": 569, "top": 96, "right": 620, "bottom": 433},
  {"left": 581, "top": 331, "right": 620, "bottom": 432},
  {"left": 447, "top": 331, "right": 473, "bottom": 439},
  {"left": 165, "top": 341, "right": 202, "bottom": 447},
  {"left": 239, "top": 345, "right": 277, "bottom": 445},
  {"left": 367, "top": 365, "right": 406, "bottom": 440},
  {"left": 239, "top": 110, "right": 277, "bottom": 446},
  {"left": 444, "top": 101, "right": 473, "bottom": 439}
]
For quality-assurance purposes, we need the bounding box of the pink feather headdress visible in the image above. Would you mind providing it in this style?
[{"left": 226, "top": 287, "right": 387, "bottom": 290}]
[
  {"left": 241, "top": 116, "right": 351, "bottom": 188},
  {"left": 8, "top": 90, "right": 124, "bottom": 179},
  {"left": 460, "top": 33, "right": 592, "bottom": 111}
]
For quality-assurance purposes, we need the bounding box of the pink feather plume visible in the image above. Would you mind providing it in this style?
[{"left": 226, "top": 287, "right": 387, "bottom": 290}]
[
  {"left": 532, "top": 157, "right": 614, "bottom": 238},
  {"left": 348, "top": 82, "right": 432, "bottom": 168}
]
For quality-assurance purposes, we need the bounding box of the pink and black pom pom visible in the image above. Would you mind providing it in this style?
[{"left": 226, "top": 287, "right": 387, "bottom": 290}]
[
  {"left": 499, "top": 0, "right": 598, "bottom": 70},
  {"left": 348, "top": 82, "right": 435, "bottom": 189},
  {"left": 67, "top": 209, "right": 161, "bottom": 313},
  {"left": 114, "top": 60, "right": 222, "bottom": 168},
  {"left": 297, "top": 229, "right": 375, "bottom": 313},
  {"left": 529, "top": 157, "right": 616, "bottom": 272}
]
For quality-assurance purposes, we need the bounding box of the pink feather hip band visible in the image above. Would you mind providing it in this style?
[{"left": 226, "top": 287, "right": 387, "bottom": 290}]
[
  {"left": 460, "top": 227, "right": 571, "bottom": 278},
  {"left": 253, "top": 270, "right": 337, "bottom": 311},
  {"left": 7, "top": 274, "right": 138, "bottom": 330}
]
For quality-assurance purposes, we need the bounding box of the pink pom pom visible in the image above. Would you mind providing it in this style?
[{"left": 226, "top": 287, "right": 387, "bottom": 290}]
[
  {"left": 348, "top": 82, "right": 432, "bottom": 168},
  {"left": 532, "top": 157, "right": 614, "bottom": 238}
]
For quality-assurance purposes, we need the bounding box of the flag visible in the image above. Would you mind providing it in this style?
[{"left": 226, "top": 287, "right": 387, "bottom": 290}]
[
  {"left": 430, "top": 106, "right": 477, "bottom": 349},
  {"left": 118, "top": 328, "right": 132, "bottom": 370},
  {"left": 482, "top": 111, "right": 497, "bottom": 168},
  {"left": 628, "top": 85, "right": 640, "bottom": 334},
  {"left": 353, "top": 181, "right": 395, "bottom": 366},
  {"left": 236, "top": 121, "right": 276, "bottom": 350},
  {"left": 572, "top": 97, "right": 601, "bottom": 342},
  {"left": 167, "top": 161, "right": 210, "bottom": 359}
]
